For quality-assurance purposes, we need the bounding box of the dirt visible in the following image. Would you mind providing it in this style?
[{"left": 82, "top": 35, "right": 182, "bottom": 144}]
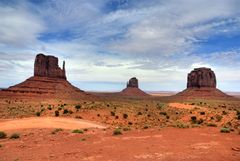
[
  {"left": 0, "top": 117, "right": 106, "bottom": 131},
  {"left": 0, "top": 127, "right": 239, "bottom": 161}
]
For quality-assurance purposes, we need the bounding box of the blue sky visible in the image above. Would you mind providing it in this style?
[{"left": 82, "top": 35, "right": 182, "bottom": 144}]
[{"left": 0, "top": 0, "right": 240, "bottom": 92}]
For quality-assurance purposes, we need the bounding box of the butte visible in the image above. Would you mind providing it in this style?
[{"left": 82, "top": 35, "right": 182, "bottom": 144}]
[
  {"left": 175, "top": 67, "right": 230, "bottom": 99},
  {"left": 120, "top": 77, "right": 149, "bottom": 97},
  {"left": 0, "top": 53, "right": 87, "bottom": 99}
]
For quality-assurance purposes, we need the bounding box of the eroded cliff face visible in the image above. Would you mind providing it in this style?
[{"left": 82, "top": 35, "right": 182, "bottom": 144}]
[
  {"left": 34, "top": 54, "right": 66, "bottom": 79},
  {"left": 187, "top": 68, "right": 216, "bottom": 88},
  {"left": 127, "top": 77, "right": 139, "bottom": 88},
  {"left": 0, "top": 53, "right": 87, "bottom": 99},
  {"left": 175, "top": 67, "right": 230, "bottom": 99},
  {"left": 121, "top": 77, "right": 148, "bottom": 97}
]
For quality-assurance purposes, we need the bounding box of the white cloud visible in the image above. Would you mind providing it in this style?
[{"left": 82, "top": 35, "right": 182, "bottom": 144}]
[{"left": 0, "top": 5, "right": 45, "bottom": 47}]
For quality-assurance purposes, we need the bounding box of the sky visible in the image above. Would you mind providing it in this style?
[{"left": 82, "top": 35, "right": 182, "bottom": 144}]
[{"left": 0, "top": 0, "right": 240, "bottom": 92}]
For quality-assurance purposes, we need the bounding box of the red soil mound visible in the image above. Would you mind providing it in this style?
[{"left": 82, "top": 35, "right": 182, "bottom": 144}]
[
  {"left": 175, "top": 87, "right": 231, "bottom": 99},
  {"left": 0, "top": 76, "right": 88, "bottom": 99},
  {"left": 121, "top": 87, "right": 149, "bottom": 97}
]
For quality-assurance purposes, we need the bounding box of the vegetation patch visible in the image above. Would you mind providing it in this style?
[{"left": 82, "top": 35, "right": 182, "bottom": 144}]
[
  {"left": 72, "top": 129, "right": 84, "bottom": 134},
  {"left": 0, "top": 131, "right": 7, "bottom": 139},
  {"left": 220, "top": 127, "right": 230, "bottom": 133},
  {"left": 113, "top": 128, "right": 122, "bottom": 135},
  {"left": 10, "top": 133, "right": 20, "bottom": 139}
]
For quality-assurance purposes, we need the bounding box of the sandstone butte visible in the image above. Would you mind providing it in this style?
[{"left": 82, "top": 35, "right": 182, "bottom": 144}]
[
  {"left": 176, "top": 67, "right": 230, "bottom": 99},
  {"left": 0, "top": 53, "right": 87, "bottom": 99},
  {"left": 121, "top": 77, "right": 149, "bottom": 97}
]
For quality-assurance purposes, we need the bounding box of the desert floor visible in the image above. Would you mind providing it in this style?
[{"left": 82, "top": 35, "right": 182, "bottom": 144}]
[{"left": 0, "top": 95, "right": 239, "bottom": 161}]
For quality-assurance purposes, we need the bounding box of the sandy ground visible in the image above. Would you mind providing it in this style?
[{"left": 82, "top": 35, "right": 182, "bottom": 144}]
[
  {"left": 168, "top": 103, "right": 206, "bottom": 110},
  {"left": 0, "top": 125, "right": 240, "bottom": 161},
  {"left": 0, "top": 117, "right": 106, "bottom": 130}
]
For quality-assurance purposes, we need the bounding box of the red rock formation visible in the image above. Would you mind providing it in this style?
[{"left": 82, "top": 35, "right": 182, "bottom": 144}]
[
  {"left": 34, "top": 54, "right": 66, "bottom": 79},
  {"left": 121, "top": 77, "right": 148, "bottom": 97},
  {"left": 187, "top": 68, "right": 216, "bottom": 88},
  {"left": 0, "top": 53, "right": 87, "bottom": 99},
  {"left": 175, "top": 67, "right": 230, "bottom": 99}
]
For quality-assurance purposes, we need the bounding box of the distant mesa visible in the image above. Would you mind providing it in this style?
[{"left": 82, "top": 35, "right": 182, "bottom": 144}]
[
  {"left": 187, "top": 67, "right": 216, "bottom": 88},
  {"left": 127, "top": 77, "right": 139, "bottom": 88},
  {"left": 176, "top": 67, "right": 230, "bottom": 99},
  {"left": 0, "top": 53, "right": 87, "bottom": 99},
  {"left": 121, "top": 77, "right": 148, "bottom": 97}
]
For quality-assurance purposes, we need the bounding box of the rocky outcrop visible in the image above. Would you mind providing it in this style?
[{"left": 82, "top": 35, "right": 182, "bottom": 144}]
[
  {"left": 0, "top": 53, "right": 87, "bottom": 99},
  {"left": 34, "top": 54, "right": 66, "bottom": 79},
  {"left": 187, "top": 68, "right": 216, "bottom": 88},
  {"left": 127, "top": 77, "right": 139, "bottom": 88},
  {"left": 175, "top": 67, "right": 230, "bottom": 99},
  {"left": 121, "top": 77, "right": 148, "bottom": 97}
]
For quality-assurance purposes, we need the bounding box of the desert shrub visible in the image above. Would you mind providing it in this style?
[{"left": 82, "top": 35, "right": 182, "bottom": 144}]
[
  {"left": 107, "top": 104, "right": 110, "bottom": 107},
  {"left": 55, "top": 110, "right": 59, "bottom": 117},
  {"left": 123, "top": 113, "right": 128, "bottom": 119},
  {"left": 143, "top": 125, "right": 149, "bottom": 129},
  {"left": 72, "top": 129, "right": 83, "bottom": 134},
  {"left": 196, "top": 118, "right": 204, "bottom": 124},
  {"left": 75, "top": 105, "right": 81, "bottom": 111},
  {"left": 137, "top": 112, "right": 142, "bottom": 115},
  {"left": 216, "top": 115, "right": 223, "bottom": 122},
  {"left": 51, "top": 128, "right": 63, "bottom": 134},
  {"left": 175, "top": 122, "right": 189, "bottom": 128},
  {"left": 111, "top": 111, "right": 115, "bottom": 116},
  {"left": 115, "top": 115, "right": 119, "bottom": 119},
  {"left": 83, "top": 128, "right": 88, "bottom": 132},
  {"left": 238, "top": 115, "right": 240, "bottom": 120},
  {"left": 123, "top": 127, "right": 131, "bottom": 131},
  {"left": 222, "top": 111, "right": 227, "bottom": 115},
  {"left": 220, "top": 127, "right": 230, "bottom": 133},
  {"left": 36, "top": 111, "right": 41, "bottom": 117},
  {"left": 207, "top": 123, "right": 217, "bottom": 127},
  {"left": 128, "top": 122, "right": 133, "bottom": 125},
  {"left": 0, "top": 144, "right": 2, "bottom": 148},
  {"left": 0, "top": 131, "right": 7, "bottom": 139},
  {"left": 58, "top": 107, "right": 62, "bottom": 111},
  {"left": 191, "top": 116, "right": 197, "bottom": 123},
  {"left": 47, "top": 105, "right": 52, "bottom": 110},
  {"left": 113, "top": 128, "right": 122, "bottom": 135},
  {"left": 75, "top": 116, "right": 82, "bottom": 119},
  {"left": 10, "top": 133, "right": 20, "bottom": 139},
  {"left": 63, "top": 109, "right": 69, "bottom": 114},
  {"left": 200, "top": 111, "right": 205, "bottom": 115},
  {"left": 160, "top": 112, "right": 167, "bottom": 116},
  {"left": 97, "top": 114, "right": 100, "bottom": 117},
  {"left": 147, "top": 114, "right": 151, "bottom": 117},
  {"left": 166, "top": 115, "right": 170, "bottom": 119}
]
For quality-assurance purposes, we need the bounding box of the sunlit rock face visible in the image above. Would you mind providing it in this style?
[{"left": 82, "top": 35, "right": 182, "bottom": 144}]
[
  {"left": 187, "top": 68, "right": 216, "bottom": 88},
  {"left": 34, "top": 54, "right": 66, "bottom": 80}
]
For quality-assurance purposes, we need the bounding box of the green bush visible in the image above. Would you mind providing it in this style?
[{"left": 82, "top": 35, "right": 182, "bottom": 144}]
[
  {"left": 220, "top": 127, "right": 230, "bottom": 133},
  {"left": 36, "top": 111, "right": 41, "bottom": 117},
  {"left": 123, "top": 113, "right": 128, "bottom": 119},
  {"left": 160, "top": 112, "right": 167, "bottom": 116},
  {"left": 0, "top": 131, "right": 7, "bottom": 139},
  {"left": 111, "top": 111, "right": 115, "bottom": 116},
  {"left": 72, "top": 129, "right": 83, "bottom": 134},
  {"left": 207, "top": 123, "right": 217, "bottom": 127},
  {"left": 63, "top": 109, "right": 69, "bottom": 114},
  {"left": 216, "top": 115, "right": 223, "bottom": 122},
  {"left": 10, "top": 133, "right": 20, "bottom": 139},
  {"left": 55, "top": 110, "right": 59, "bottom": 117},
  {"left": 113, "top": 128, "right": 122, "bottom": 135},
  {"left": 191, "top": 116, "right": 197, "bottom": 123},
  {"left": 75, "top": 105, "right": 81, "bottom": 111}
]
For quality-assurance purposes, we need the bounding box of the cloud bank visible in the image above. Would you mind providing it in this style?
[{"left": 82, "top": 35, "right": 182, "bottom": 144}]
[{"left": 0, "top": 0, "right": 240, "bottom": 91}]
